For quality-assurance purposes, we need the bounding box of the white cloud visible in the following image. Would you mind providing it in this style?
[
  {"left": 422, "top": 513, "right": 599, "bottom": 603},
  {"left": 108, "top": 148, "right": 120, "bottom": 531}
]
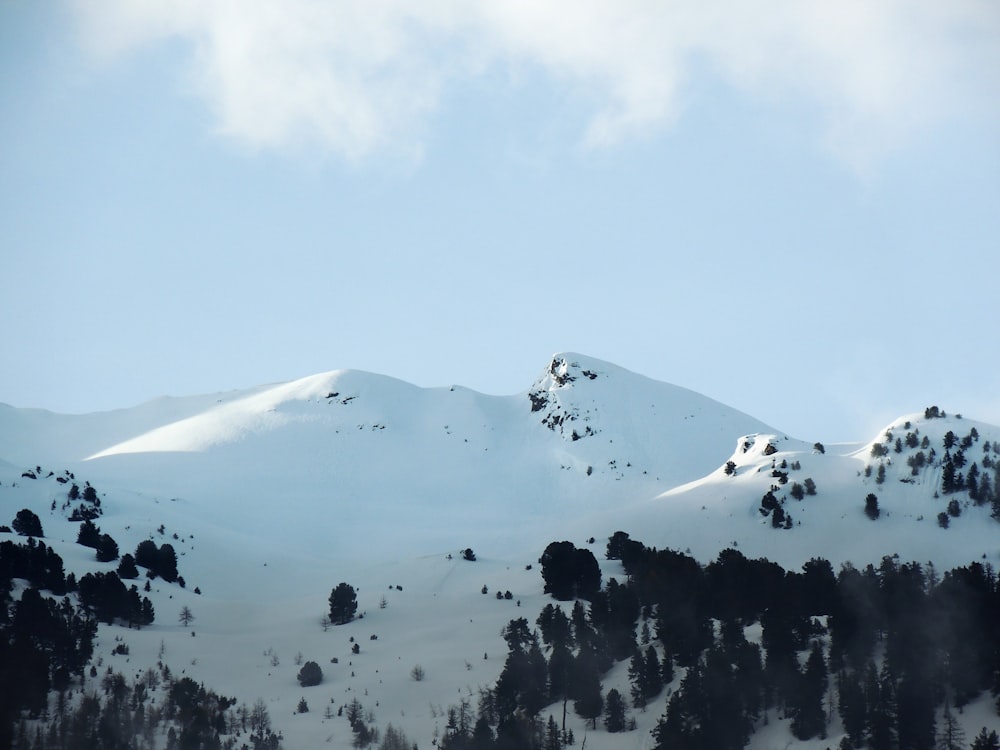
[{"left": 71, "top": 0, "right": 1000, "bottom": 166}]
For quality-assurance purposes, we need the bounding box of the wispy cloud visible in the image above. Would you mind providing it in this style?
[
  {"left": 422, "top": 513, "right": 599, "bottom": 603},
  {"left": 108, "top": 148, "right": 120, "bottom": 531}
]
[{"left": 71, "top": 0, "right": 1000, "bottom": 166}]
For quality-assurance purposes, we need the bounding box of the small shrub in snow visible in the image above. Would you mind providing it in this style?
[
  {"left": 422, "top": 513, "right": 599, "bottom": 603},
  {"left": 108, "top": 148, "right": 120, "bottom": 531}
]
[{"left": 410, "top": 664, "right": 425, "bottom": 681}]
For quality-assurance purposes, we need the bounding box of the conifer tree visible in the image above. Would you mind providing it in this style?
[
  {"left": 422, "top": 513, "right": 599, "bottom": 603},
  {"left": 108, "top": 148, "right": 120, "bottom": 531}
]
[
  {"left": 837, "top": 669, "right": 867, "bottom": 748},
  {"left": 628, "top": 651, "right": 647, "bottom": 709},
  {"left": 867, "top": 665, "right": 897, "bottom": 750},
  {"left": 971, "top": 728, "right": 1000, "bottom": 750},
  {"left": 328, "top": 582, "right": 358, "bottom": 625},
  {"left": 571, "top": 650, "right": 603, "bottom": 729},
  {"left": 603, "top": 688, "right": 626, "bottom": 732},
  {"left": 936, "top": 702, "right": 966, "bottom": 750},
  {"left": 791, "top": 641, "right": 827, "bottom": 739}
]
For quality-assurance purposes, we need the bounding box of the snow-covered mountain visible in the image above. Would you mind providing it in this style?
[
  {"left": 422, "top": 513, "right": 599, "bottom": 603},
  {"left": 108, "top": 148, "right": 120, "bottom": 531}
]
[
  {"left": 0, "top": 354, "right": 775, "bottom": 566},
  {"left": 2, "top": 353, "right": 999, "bottom": 749}
]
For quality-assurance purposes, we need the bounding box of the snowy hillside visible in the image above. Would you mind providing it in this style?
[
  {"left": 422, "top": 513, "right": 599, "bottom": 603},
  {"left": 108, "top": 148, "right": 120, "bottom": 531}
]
[
  {"left": 0, "top": 354, "right": 774, "bottom": 567},
  {"left": 2, "top": 355, "right": 999, "bottom": 749}
]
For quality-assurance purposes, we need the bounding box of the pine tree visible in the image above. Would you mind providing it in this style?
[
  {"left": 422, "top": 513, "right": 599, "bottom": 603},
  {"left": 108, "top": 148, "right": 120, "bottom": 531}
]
[
  {"left": 865, "top": 494, "right": 880, "bottom": 520},
  {"left": 544, "top": 715, "right": 562, "bottom": 750},
  {"left": 603, "top": 688, "right": 626, "bottom": 732},
  {"left": 95, "top": 534, "right": 119, "bottom": 563},
  {"left": 837, "top": 669, "right": 867, "bottom": 748},
  {"left": 117, "top": 553, "right": 139, "bottom": 579},
  {"left": 936, "top": 702, "right": 966, "bottom": 750},
  {"left": 328, "top": 582, "right": 358, "bottom": 624},
  {"left": 942, "top": 458, "right": 956, "bottom": 494},
  {"left": 628, "top": 651, "right": 647, "bottom": 709},
  {"left": 643, "top": 645, "right": 663, "bottom": 701},
  {"left": 76, "top": 520, "right": 101, "bottom": 548},
  {"left": 971, "top": 728, "right": 1000, "bottom": 750},
  {"left": 896, "top": 675, "right": 936, "bottom": 750},
  {"left": 571, "top": 651, "right": 603, "bottom": 729},
  {"left": 868, "top": 665, "right": 897, "bottom": 750},
  {"left": 790, "top": 641, "right": 827, "bottom": 740}
]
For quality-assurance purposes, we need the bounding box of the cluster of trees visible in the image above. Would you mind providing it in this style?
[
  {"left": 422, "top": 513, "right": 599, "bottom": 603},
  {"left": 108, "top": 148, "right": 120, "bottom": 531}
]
[
  {"left": 436, "top": 532, "right": 1000, "bottom": 750},
  {"left": 608, "top": 536, "right": 1000, "bottom": 749},
  {"left": 134, "top": 540, "right": 179, "bottom": 583},
  {"left": 344, "top": 697, "right": 380, "bottom": 748},
  {"left": 66, "top": 482, "right": 102, "bottom": 521},
  {"left": 1, "top": 535, "right": 279, "bottom": 749},
  {"left": 0, "top": 540, "right": 97, "bottom": 748},
  {"left": 0, "top": 538, "right": 72, "bottom": 595},
  {"left": 76, "top": 571, "right": 155, "bottom": 627},
  {"left": 76, "top": 520, "right": 119, "bottom": 563},
  {"left": 10, "top": 667, "right": 280, "bottom": 750},
  {"left": 938, "top": 429, "right": 1000, "bottom": 519},
  {"left": 868, "top": 419, "right": 1000, "bottom": 520}
]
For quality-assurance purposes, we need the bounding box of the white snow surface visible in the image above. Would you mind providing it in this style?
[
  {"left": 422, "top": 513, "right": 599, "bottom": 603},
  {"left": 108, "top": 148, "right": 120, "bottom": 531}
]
[{"left": 1, "top": 353, "right": 998, "bottom": 748}]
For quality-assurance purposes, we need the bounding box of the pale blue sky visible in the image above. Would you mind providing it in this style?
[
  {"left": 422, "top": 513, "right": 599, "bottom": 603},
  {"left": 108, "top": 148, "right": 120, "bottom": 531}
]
[{"left": 2, "top": 1, "right": 999, "bottom": 442}]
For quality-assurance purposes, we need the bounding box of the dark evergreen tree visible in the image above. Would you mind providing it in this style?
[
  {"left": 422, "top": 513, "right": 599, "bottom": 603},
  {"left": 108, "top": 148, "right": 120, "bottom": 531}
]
[
  {"left": 117, "top": 554, "right": 139, "bottom": 579},
  {"left": 628, "top": 650, "right": 647, "bottom": 709},
  {"left": 134, "top": 539, "right": 159, "bottom": 570},
  {"left": 547, "top": 642, "right": 573, "bottom": 702},
  {"left": 942, "top": 456, "right": 957, "bottom": 493},
  {"left": 539, "top": 542, "right": 601, "bottom": 601},
  {"left": 11, "top": 509, "right": 43, "bottom": 538},
  {"left": 328, "top": 582, "right": 358, "bottom": 625},
  {"left": 936, "top": 702, "right": 965, "bottom": 750},
  {"left": 971, "top": 728, "right": 1000, "bottom": 750},
  {"left": 896, "top": 674, "right": 936, "bottom": 750},
  {"left": 603, "top": 688, "right": 626, "bottom": 732},
  {"left": 605, "top": 531, "right": 632, "bottom": 559},
  {"left": 865, "top": 494, "right": 880, "bottom": 520},
  {"left": 643, "top": 645, "right": 664, "bottom": 702},
  {"left": 570, "top": 650, "right": 603, "bottom": 728},
  {"left": 790, "top": 641, "right": 827, "bottom": 739},
  {"left": 652, "top": 646, "right": 754, "bottom": 750},
  {"left": 537, "top": 603, "right": 573, "bottom": 650},
  {"left": 297, "top": 660, "right": 323, "bottom": 687},
  {"left": 867, "top": 664, "right": 897, "bottom": 750},
  {"left": 76, "top": 520, "right": 101, "bottom": 548},
  {"left": 157, "top": 543, "right": 178, "bottom": 582},
  {"left": 95, "top": 534, "right": 119, "bottom": 563},
  {"left": 838, "top": 669, "right": 867, "bottom": 748},
  {"left": 544, "top": 715, "right": 561, "bottom": 750}
]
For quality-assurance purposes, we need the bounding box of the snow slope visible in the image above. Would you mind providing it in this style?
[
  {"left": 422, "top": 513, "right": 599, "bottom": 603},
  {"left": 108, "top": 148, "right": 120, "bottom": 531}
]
[{"left": 1, "top": 354, "right": 998, "bottom": 748}]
